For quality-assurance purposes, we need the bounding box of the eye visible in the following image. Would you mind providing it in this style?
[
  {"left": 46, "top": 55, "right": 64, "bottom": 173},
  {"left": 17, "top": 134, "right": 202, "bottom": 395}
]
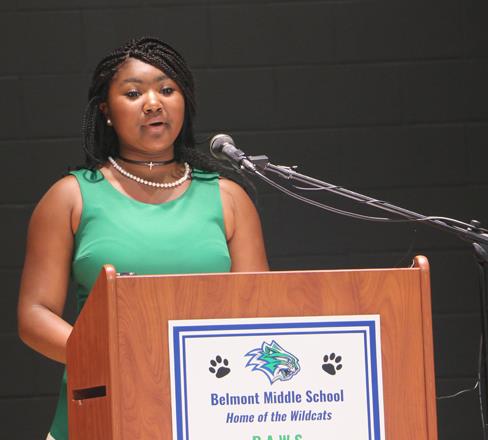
[
  {"left": 125, "top": 90, "right": 141, "bottom": 99},
  {"left": 161, "top": 87, "right": 174, "bottom": 96}
]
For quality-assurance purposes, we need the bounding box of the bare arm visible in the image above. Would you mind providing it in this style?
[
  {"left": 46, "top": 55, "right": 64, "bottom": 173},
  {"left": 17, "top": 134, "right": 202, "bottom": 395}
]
[
  {"left": 220, "top": 179, "right": 269, "bottom": 272},
  {"left": 17, "top": 176, "right": 81, "bottom": 364}
]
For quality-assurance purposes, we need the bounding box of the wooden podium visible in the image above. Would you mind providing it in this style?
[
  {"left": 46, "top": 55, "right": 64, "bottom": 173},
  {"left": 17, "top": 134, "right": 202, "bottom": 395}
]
[{"left": 66, "top": 256, "right": 438, "bottom": 439}]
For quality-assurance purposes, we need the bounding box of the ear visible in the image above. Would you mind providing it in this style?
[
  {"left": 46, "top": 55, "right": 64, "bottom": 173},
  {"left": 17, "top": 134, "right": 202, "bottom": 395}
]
[{"left": 99, "top": 102, "right": 109, "bottom": 118}]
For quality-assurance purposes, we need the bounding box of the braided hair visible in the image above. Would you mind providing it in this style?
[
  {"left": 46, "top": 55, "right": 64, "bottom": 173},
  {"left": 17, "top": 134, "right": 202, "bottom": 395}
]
[{"left": 81, "top": 36, "right": 251, "bottom": 191}]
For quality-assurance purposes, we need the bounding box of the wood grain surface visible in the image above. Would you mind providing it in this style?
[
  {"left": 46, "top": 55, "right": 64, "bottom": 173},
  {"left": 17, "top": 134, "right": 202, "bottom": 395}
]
[{"left": 67, "top": 257, "right": 437, "bottom": 439}]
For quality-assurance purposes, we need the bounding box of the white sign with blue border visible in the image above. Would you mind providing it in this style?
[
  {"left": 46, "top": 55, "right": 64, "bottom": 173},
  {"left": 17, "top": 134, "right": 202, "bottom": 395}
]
[{"left": 169, "top": 315, "right": 385, "bottom": 440}]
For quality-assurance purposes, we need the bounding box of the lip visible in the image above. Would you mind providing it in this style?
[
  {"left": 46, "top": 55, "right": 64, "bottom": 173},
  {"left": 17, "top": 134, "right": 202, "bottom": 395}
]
[
  {"left": 142, "top": 120, "right": 169, "bottom": 132},
  {"left": 143, "top": 118, "right": 168, "bottom": 126}
]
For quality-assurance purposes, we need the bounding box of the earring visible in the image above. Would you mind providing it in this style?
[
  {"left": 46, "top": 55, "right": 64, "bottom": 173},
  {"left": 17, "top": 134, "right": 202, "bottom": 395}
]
[{"left": 107, "top": 119, "right": 112, "bottom": 126}]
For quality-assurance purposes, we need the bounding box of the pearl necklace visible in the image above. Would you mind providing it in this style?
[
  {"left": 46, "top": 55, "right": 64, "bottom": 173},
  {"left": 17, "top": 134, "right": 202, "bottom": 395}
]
[{"left": 108, "top": 156, "right": 191, "bottom": 189}]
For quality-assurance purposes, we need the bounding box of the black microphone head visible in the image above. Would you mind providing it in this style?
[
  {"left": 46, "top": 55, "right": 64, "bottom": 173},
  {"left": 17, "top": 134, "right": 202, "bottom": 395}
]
[{"left": 210, "top": 133, "right": 234, "bottom": 159}]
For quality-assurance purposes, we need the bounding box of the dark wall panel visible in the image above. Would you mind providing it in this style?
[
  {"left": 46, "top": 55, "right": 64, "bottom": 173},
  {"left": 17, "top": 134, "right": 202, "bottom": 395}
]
[
  {"left": 0, "top": 12, "right": 82, "bottom": 75},
  {"left": 1, "top": 1, "right": 487, "bottom": 439},
  {"left": 334, "top": 0, "right": 464, "bottom": 61},
  {"left": 195, "top": 68, "right": 277, "bottom": 131},
  {"left": 0, "top": 140, "right": 83, "bottom": 203},
  {"left": 0, "top": 334, "right": 63, "bottom": 397},
  {"left": 21, "top": 75, "right": 88, "bottom": 138},
  {"left": 437, "top": 378, "right": 482, "bottom": 439},
  {"left": 463, "top": 0, "right": 488, "bottom": 57},
  {"left": 0, "top": 270, "right": 21, "bottom": 334},
  {"left": 17, "top": 0, "right": 143, "bottom": 9},
  {"left": 0, "top": 397, "right": 60, "bottom": 439},
  {"left": 274, "top": 65, "right": 404, "bottom": 128},
  {"left": 0, "top": 78, "right": 21, "bottom": 140},
  {"left": 209, "top": 4, "right": 335, "bottom": 66},
  {"left": 83, "top": 6, "right": 210, "bottom": 70},
  {"left": 0, "top": 207, "right": 32, "bottom": 268},
  {"left": 403, "top": 61, "right": 473, "bottom": 123},
  {"left": 467, "top": 124, "right": 488, "bottom": 183}
]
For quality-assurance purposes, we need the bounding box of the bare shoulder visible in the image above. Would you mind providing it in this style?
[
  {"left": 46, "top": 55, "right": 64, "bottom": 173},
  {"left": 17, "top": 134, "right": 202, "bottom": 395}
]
[
  {"left": 218, "top": 177, "right": 245, "bottom": 194},
  {"left": 43, "top": 174, "right": 80, "bottom": 202},
  {"left": 218, "top": 177, "right": 253, "bottom": 207},
  {"left": 32, "top": 174, "right": 82, "bottom": 233}
]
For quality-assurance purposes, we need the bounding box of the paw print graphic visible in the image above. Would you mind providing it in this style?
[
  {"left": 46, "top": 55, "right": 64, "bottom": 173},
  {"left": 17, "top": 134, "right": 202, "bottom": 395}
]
[
  {"left": 209, "top": 355, "right": 231, "bottom": 378},
  {"left": 322, "top": 353, "right": 343, "bottom": 375}
]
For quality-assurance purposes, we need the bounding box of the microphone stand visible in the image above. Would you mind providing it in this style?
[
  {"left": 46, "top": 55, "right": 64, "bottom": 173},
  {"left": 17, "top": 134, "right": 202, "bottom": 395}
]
[{"left": 245, "top": 154, "right": 488, "bottom": 433}]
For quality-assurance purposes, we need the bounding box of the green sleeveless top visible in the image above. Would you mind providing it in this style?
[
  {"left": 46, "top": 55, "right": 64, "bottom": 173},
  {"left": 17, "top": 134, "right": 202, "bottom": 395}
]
[{"left": 50, "top": 168, "right": 231, "bottom": 439}]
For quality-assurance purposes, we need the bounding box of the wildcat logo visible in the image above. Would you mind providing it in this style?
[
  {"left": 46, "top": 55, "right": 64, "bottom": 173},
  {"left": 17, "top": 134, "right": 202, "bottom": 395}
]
[{"left": 245, "top": 340, "right": 301, "bottom": 384}]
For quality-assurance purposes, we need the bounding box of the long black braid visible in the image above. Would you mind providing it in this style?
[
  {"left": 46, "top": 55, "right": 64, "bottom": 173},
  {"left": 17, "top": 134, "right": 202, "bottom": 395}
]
[{"left": 81, "top": 36, "right": 253, "bottom": 194}]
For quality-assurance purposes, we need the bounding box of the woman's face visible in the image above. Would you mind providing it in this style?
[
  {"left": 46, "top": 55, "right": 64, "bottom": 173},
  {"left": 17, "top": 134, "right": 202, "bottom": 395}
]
[{"left": 100, "top": 57, "right": 185, "bottom": 159}]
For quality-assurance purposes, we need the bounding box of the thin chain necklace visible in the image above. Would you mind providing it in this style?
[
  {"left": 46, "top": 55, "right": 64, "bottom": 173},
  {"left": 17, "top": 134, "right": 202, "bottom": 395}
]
[{"left": 108, "top": 156, "right": 191, "bottom": 189}]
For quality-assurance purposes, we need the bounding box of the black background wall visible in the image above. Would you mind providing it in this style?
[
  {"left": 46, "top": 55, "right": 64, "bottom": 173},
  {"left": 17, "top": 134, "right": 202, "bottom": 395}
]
[{"left": 1, "top": 0, "right": 487, "bottom": 438}]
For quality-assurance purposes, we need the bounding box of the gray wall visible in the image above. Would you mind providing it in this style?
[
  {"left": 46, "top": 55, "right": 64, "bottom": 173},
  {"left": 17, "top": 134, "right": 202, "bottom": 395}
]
[{"left": 1, "top": 0, "right": 487, "bottom": 438}]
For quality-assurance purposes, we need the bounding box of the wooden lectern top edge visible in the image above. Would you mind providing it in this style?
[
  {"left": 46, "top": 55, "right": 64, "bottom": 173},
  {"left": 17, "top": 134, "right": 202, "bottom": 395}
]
[
  {"left": 99, "top": 255, "right": 428, "bottom": 282},
  {"left": 413, "top": 254, "right": 430, "bottom": 273},
  {"left": 101, "top": 263, "right": 117, "bottom": 280}
]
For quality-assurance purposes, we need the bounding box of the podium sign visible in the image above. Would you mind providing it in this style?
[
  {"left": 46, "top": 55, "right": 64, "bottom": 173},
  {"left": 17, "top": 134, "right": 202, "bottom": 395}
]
[{"left": 169, "top": 315, "right": 385, "bottom": 440}]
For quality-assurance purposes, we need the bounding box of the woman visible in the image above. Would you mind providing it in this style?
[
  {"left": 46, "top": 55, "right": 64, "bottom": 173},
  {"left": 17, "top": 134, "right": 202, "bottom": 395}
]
[{"left": 17, "top": 37, "right": 268, "bottom": 440}]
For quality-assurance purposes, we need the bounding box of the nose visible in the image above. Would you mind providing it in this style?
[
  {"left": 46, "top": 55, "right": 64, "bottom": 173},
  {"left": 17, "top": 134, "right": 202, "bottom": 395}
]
[{"left": 143, "top": 90, "right": 162, "bottom": 114}]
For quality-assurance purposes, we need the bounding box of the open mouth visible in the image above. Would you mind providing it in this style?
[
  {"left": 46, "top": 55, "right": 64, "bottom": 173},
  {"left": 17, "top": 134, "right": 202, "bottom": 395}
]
[{"left": 148, "top": 121, "right": 165, "bottom": 127}]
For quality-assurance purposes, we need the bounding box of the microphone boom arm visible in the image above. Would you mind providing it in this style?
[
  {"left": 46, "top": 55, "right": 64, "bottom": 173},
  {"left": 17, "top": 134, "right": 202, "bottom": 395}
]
[{"left": 247, "top": 155, "right": 488, "bottom": 246}]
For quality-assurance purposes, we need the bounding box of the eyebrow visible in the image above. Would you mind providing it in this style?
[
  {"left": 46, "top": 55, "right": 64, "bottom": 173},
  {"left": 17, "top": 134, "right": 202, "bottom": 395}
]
[{"left": 122, "top": 74, "right": 169, "bottom": 84}]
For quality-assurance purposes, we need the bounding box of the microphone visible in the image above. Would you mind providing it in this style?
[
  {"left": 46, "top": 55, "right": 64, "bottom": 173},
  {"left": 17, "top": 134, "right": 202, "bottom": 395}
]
[{"left": 209, "top": 134, "right": 256, "bottom": 171}]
